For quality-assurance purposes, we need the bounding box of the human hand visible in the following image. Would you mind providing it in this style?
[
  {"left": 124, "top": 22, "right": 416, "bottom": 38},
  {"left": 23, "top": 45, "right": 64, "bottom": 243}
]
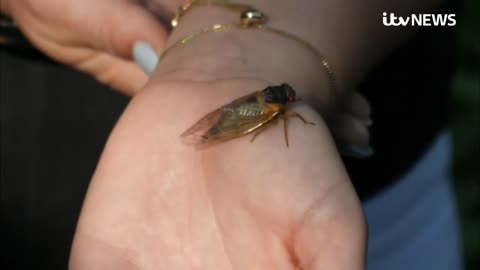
[
  {"left": 69, "top": 15, "right": 367, "bottom": 268},
  {"left": 0, "top": 0, "right": 182, "bottom": 95},
  {"left": 134, "top": 40, "right": 373, "bottom": 158},
  {"left": 69, "top": 79, "right": 366, "bottom": 270},
  {"left": 1, "top": 0, "right": 372, "bottom": 152}
]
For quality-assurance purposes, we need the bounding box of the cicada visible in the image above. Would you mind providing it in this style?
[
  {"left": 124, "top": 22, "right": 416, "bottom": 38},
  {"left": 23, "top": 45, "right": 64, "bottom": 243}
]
[{"left": 181, "top": 83, "right": 314, "bottom": 147}]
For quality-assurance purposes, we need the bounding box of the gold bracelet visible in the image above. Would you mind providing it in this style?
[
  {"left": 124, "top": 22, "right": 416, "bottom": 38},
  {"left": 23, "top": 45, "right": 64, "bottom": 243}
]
[
  {"left": 171, "top": 0, "right": 252, "bottom": 27},
  {"left": 163, "top": 1, "right": 337, "bottom": 95}
]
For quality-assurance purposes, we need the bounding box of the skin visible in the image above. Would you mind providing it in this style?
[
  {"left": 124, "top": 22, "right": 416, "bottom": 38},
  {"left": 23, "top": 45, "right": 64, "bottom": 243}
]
[
  {"left": 0, "top": 0, "right": 372, "bottom": 145},
  {"left": 1, "top": 0, "right": 445, "bottom": 269},
  {"left": 66, "top": 28, "right": 367, "bottom": 269},
  {"left": 0, "top": 0, "right": 179, "bottom": 94},
  {"left": 69, "top": 79, "right": 366, "bottom": 270}
]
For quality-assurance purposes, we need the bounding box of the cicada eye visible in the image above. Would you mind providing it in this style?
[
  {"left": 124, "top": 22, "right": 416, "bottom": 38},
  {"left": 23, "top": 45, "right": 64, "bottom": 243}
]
[
  {"left": 281, "top": 84, "right": 296, "bottom": 103},
  {"left": 262, "top": 84, "right": 297, "bottom": 104}
]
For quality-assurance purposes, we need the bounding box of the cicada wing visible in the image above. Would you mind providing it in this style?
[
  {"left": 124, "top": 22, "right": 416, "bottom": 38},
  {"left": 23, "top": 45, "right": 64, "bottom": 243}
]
[
  {"left": 204, "top": 107, "right": 277, "bottom": 140},
  {"left": 180, "top": 107, "right": 226, "bottom": 145},
  {"left": 181, "top": 92, "right": 278, "bottom": 145}
]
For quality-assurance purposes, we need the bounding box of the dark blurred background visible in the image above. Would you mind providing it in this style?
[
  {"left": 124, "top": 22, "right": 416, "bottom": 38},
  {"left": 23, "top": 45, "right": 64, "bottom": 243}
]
[{"left": 451, "top": 0, "right": 480, "bottom": 269}]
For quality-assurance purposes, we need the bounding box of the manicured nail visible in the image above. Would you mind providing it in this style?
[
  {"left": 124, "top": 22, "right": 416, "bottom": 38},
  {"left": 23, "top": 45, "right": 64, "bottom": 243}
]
[
  {"left": 133, "top": 41, "right": 158, "bottom": 76},
  {"left": 340, "top": 145, "right": 374, "bottom": 159}
]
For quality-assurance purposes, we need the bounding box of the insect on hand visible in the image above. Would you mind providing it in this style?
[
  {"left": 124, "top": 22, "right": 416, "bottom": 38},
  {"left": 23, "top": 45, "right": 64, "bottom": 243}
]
[{"left": 181, "top": 83, "right": 315, "bottom": 147}]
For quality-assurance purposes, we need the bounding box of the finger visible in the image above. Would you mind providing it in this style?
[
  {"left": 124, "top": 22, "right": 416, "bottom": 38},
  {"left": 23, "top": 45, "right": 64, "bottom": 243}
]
[
  {"left": 329, "top": 113, "right": 371, "bottom": 145},
  {"left": 133, "top": 41, "right": 159, "bottom": 76},
  {"left": 0, "top": 1, "right": 12, "bottom": 15},
  {"left": 341, "top": 91, "right": 372, "bottom": 125},
  {"left": 86, "top": 1, "right": 168, "bottom": 60},
  {"left": 75, "top": 49, "right": 149, "bottom": 96},
  {"left": 329, "top": 113, "right": 373, "bottom": 158}
]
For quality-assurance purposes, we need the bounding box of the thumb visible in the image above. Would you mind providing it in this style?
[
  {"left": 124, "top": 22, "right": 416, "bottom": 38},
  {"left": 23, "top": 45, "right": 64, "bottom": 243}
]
[
  {"left": 293, "top": 190, "right": 366, "bottom": 270},
  {"left": 86, "top": 1, "right": 168, "bottom": 60}
]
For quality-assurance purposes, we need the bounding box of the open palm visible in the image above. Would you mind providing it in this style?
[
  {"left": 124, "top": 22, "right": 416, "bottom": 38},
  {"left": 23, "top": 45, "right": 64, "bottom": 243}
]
[{"left": 70, "top": 80, "right": 366, "bottom": 270}]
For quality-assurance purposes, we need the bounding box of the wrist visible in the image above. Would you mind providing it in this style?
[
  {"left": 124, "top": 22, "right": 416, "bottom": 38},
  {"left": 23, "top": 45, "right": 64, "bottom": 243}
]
[{"left": 152, "top": 6, "right": 335, "bottom": 112}]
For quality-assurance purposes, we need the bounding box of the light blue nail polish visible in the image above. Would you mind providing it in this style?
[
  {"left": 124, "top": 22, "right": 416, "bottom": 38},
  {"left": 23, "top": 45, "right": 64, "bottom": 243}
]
[{"left": 133, "top": 41, "right": 159, "bottom": 76}]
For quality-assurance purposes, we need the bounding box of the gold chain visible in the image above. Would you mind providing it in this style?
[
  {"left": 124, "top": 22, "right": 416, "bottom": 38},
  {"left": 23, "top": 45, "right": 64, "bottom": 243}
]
[
  {"left": 162, "top": 0, "right": 337, "bottom": 94},
  {"left": 171, "top": 0, "right": 252, "bottom": 27}
]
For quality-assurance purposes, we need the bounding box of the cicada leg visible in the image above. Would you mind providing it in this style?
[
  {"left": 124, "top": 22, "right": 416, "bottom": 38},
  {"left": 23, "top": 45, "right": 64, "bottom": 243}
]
[
  {"left": 280, "top": 111, "right": 315, "bottom": 147},
  {"left": 284, "top": 111, "right": 315, "bottom": 125},
  {"left": 282, "top": 116, "right": 289, "bottom": 147}
]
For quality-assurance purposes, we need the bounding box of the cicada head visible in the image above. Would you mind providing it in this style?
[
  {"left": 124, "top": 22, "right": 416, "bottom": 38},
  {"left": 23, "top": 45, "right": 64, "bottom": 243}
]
[{"left": 262, "top": 83, "right": 297, "bottom": 105}]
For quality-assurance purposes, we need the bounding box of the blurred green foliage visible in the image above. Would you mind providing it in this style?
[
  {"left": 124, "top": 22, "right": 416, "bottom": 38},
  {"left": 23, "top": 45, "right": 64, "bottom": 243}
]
[{"left": 451, "top": 0, "right": 480, "bottom": 269}]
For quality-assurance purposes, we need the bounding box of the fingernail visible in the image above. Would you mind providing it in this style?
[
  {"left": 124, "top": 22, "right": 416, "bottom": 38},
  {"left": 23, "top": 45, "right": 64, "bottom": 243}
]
[
  {"left": 340, "top": 145, "right": 374, "bottom": 159},
  {"left": 133, "top": 41, "right": 159, "bottom": 76}
]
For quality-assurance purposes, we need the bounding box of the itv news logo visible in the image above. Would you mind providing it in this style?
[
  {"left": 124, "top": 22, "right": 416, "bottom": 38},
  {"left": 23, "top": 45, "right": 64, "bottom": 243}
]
[{"left": 382, "top": 12, "right": 456, "bottom": 27}]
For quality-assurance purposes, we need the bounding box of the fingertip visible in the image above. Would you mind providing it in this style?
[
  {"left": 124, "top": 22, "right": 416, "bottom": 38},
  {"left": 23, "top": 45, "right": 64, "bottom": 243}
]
[
  {"left": 330, "top": 114, "right": 371, "bottom": 146},
  {"left": 98, "top": 3, "right": 167, "bottom": 60},
  {"left": 343, "top": 91, "right": 371, "bottom": 121}
]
